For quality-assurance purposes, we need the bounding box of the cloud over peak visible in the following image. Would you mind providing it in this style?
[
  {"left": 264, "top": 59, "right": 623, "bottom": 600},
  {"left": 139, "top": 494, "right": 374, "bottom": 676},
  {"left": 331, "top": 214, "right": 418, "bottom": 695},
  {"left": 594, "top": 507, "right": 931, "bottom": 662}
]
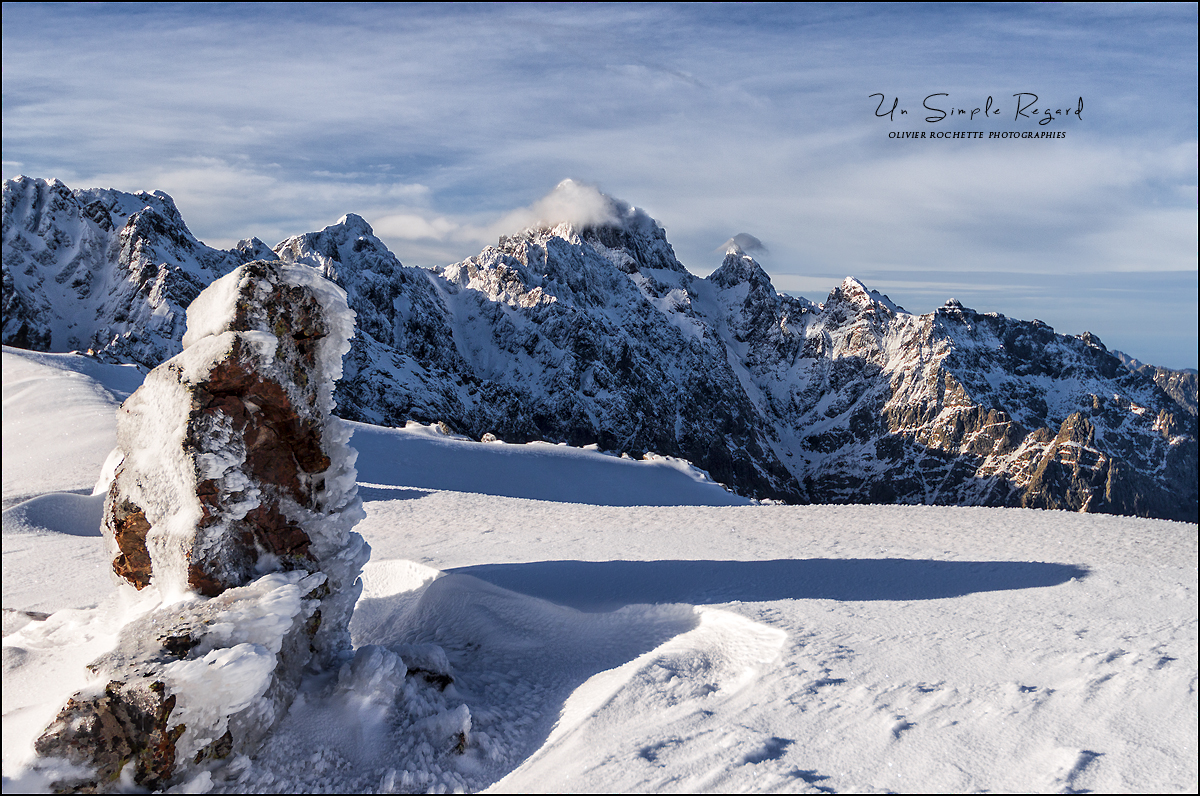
[
  {"left": 719, "top": 232, "right": 768, "bottom": 256},
  {"left": 494, "top": 179, "right": 658, "bottom": 237}
]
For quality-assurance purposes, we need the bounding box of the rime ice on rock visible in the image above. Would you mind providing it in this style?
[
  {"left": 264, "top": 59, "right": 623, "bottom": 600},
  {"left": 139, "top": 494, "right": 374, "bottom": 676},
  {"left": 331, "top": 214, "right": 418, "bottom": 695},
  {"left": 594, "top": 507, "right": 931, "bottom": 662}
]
[{"left": 33, "top": 260, "right": 369, "bottom": 791}]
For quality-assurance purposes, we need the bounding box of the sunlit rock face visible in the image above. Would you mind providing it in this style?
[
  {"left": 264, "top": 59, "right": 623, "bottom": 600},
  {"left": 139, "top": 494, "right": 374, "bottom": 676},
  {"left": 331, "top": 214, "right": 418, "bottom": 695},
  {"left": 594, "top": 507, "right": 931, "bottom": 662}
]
[
  {"left": 33, "top": 260, "right": 368, "bottom": 792},
  {"left": 715, "top": 271, "right": 1198, "bottom": 522},
  {"left": 101, "top": 260, "right": 365, "bottom": 605}
]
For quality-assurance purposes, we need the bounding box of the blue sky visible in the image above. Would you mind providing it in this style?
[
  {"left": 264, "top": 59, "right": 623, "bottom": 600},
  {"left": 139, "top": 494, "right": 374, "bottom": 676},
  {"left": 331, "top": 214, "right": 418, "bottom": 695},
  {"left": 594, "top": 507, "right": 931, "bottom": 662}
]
[{"left": 3, "top": 3, "right": 1196, "bottom": 367}]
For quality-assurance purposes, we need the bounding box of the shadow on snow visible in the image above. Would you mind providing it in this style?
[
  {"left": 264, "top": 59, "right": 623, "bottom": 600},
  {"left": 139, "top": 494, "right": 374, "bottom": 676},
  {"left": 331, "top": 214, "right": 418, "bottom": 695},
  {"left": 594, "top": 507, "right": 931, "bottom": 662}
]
[{"left": 446, "top": 558, "right": 1089, "bottom": 611}]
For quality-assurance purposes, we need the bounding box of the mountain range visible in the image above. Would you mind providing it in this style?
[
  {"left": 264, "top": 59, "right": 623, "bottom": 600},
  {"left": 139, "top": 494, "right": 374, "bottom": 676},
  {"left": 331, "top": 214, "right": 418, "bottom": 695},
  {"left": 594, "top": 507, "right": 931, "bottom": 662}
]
[{"left": 3, "top": 176, "right": 1196, "bottom": 522}]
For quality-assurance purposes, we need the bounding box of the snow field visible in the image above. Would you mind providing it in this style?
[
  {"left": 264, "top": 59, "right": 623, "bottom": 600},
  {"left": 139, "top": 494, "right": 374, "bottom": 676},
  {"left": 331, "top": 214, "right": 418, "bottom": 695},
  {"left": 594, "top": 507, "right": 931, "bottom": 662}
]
[
  {"left": 349, "top": 420, "right": 750, "bottom": 508},
  {"left": 351, "top": 493, "right": 1196, "bottom": 793},
  {"left": 2, "top": 350, "right": 144, "bottom": 508},
  {"left": 2, "top": 345, "right": 1196, "bottom": 793}
]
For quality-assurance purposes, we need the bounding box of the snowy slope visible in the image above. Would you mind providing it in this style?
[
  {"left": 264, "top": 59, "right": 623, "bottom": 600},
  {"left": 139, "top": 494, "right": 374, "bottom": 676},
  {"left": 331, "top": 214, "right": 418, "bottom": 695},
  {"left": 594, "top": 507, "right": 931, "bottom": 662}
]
[
  {"left": 2, "top": 177, "right": 265, "bottom": 366},
  {"left": 3, "top": 346, "right": 1196, "bottom": 793},
  {"left": 2, "top": 348, "right": 145, "bottom": 507}
]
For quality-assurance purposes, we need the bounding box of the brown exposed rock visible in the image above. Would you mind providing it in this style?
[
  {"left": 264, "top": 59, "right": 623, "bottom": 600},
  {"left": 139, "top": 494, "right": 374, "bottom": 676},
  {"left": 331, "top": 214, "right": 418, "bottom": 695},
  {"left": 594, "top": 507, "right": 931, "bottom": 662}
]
[
  {"left": 101, "top": 261, "right": 342, "bottom": 596},
  {"left": 34, "top": 680, "right": 183, "bottom": 792},
  {"left": 193, "top": 730, "right": 233, "bottom": 765},
  {"left": 35, "top": 260, "right": 366, "bottom": 792},
  {"left": 106, "top": 498, "right": 153, "bottom": 590}
]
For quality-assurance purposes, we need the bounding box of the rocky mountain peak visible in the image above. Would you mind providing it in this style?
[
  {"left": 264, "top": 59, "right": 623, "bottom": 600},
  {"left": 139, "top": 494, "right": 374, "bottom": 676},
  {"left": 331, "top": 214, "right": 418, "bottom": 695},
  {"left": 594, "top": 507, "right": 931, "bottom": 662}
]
[
  {"left": 274, "top": 213, "right": 400, "bottom": 280},
  {"left": 1115, "top": 349, "right": 1199, "bottom": 417},
  {"left": 235, "top": 237, "right": 276, "bottom": 261},
  {"left": 496, "top": 180, "right": 686, "bottom": 275},
  {"left": 273, "top": 215, "right": 409, "bottom": 348},
  {"left": 820, "top": 277, "right": 907, "bottom": 327},
  {"left": 335, "top": 212, "right": 374, "bottom": 235},
  {"left": 708, "top": 248, "right": 773, "bottom": 292}
]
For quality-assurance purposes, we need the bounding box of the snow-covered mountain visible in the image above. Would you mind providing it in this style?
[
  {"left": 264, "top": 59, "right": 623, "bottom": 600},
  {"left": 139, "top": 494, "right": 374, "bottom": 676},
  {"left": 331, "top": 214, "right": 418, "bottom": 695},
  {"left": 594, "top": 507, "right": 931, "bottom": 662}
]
[
  {"left": 294, "top": 200, "right": 799, "bottom": 503},
  {"left": 711, "top": 259, "right": 1198, "bottom": 520},
  {"left": 1115, "top": 349, "right": 1198, "bottom": 417},
  {"left": 3, "top": 177, "right": 1196, "bottom": 521},
  {"left": 1, "top": 176, "right": 268, "bottom": 366}
]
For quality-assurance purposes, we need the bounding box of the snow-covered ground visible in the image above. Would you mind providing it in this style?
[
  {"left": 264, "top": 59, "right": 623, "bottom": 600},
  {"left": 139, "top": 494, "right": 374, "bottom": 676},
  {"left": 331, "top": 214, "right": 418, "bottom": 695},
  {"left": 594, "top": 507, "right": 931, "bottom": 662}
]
[{"left": 2, "top": 345, "right": 1196, "bottom": 793}]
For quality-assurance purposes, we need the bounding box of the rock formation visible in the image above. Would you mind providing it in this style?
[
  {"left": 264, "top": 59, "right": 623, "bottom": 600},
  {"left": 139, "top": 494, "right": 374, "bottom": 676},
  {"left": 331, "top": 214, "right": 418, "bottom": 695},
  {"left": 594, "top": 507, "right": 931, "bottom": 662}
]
[
  {"left": 31, "top": 260, "right": 368, "bottom": 791},
  {"left": 1115, "top": 350, "right": 1198, "bottom": 418}
]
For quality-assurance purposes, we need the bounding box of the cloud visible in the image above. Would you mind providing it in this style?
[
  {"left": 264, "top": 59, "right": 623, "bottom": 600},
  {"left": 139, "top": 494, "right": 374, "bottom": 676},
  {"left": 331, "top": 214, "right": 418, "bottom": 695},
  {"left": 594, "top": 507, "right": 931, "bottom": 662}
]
[
  {"left": 2, "top": 4, "right": 1194, "bottom": 363},
  {"left": 718, "top": 233, "right": 768, "bottom": 256},
  {"left": 68, "top": 157, "right": 435, "bottom": 252},
  {"left": 371, "top": 213, "right": 460, "bottom": 242},
  {"left": 491, "top": 179, "right": 621, "bottom": 234}
]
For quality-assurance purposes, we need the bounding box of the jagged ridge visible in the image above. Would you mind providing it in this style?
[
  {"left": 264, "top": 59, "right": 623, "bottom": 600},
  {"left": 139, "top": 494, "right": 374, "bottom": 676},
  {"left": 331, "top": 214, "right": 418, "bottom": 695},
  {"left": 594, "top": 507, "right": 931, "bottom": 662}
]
[
  {"left": 3, "top": 177, "right": 1195, "bottom": 520},
  {"left": 2, "top": 176, "right": 266, "bottom": 365}
]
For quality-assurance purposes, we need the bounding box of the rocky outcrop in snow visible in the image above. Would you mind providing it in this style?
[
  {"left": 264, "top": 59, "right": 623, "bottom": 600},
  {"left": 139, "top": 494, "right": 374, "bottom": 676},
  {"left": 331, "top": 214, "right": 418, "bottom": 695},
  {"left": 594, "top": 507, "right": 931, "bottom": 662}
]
[{"left": 32, "top": 260, "right": 368, "bottom": 791}]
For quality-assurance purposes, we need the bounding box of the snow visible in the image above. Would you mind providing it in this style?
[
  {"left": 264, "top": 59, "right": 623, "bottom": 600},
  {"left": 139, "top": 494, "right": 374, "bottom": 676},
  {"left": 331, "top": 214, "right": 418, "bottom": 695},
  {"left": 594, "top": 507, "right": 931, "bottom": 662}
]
[
  {"left": 151, "top": 570, "right": 328, "bottom": 762},
  {"left": 495, "top": 180, "right": 661, "bottom": 240},
  {"left": 351, "top": 421, "right": 748, "bottom": 507},
  {"left": 2, "top": 345, "right": 1197, "bottom": 793},
  {"left": 2, "top": 349, "right": 145, "bottom": 508}
]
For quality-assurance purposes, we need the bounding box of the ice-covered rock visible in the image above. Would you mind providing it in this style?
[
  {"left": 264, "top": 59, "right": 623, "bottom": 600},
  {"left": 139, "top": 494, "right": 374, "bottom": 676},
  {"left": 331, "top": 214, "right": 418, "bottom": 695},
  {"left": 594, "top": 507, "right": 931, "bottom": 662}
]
[{"left": 31, "top": 260, "right": 369, "bottom": 791}]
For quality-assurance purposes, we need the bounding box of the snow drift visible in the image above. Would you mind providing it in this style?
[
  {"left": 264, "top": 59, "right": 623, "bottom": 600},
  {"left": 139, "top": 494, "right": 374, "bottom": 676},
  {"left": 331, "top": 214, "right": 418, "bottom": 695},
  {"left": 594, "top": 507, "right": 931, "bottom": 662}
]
[{"left": 3, "top": 346, "right": 1196, "bottom": 794}]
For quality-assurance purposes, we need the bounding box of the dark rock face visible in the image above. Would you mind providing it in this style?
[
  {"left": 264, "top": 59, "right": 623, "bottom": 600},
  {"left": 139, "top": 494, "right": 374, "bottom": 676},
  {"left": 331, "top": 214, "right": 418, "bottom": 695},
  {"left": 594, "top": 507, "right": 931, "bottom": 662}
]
[
  {"left": 34, "top": 680, "right": 183, "bottom": 792},
  {"left": 33, "top": 260, "right": 366, "bottom": 792}
]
